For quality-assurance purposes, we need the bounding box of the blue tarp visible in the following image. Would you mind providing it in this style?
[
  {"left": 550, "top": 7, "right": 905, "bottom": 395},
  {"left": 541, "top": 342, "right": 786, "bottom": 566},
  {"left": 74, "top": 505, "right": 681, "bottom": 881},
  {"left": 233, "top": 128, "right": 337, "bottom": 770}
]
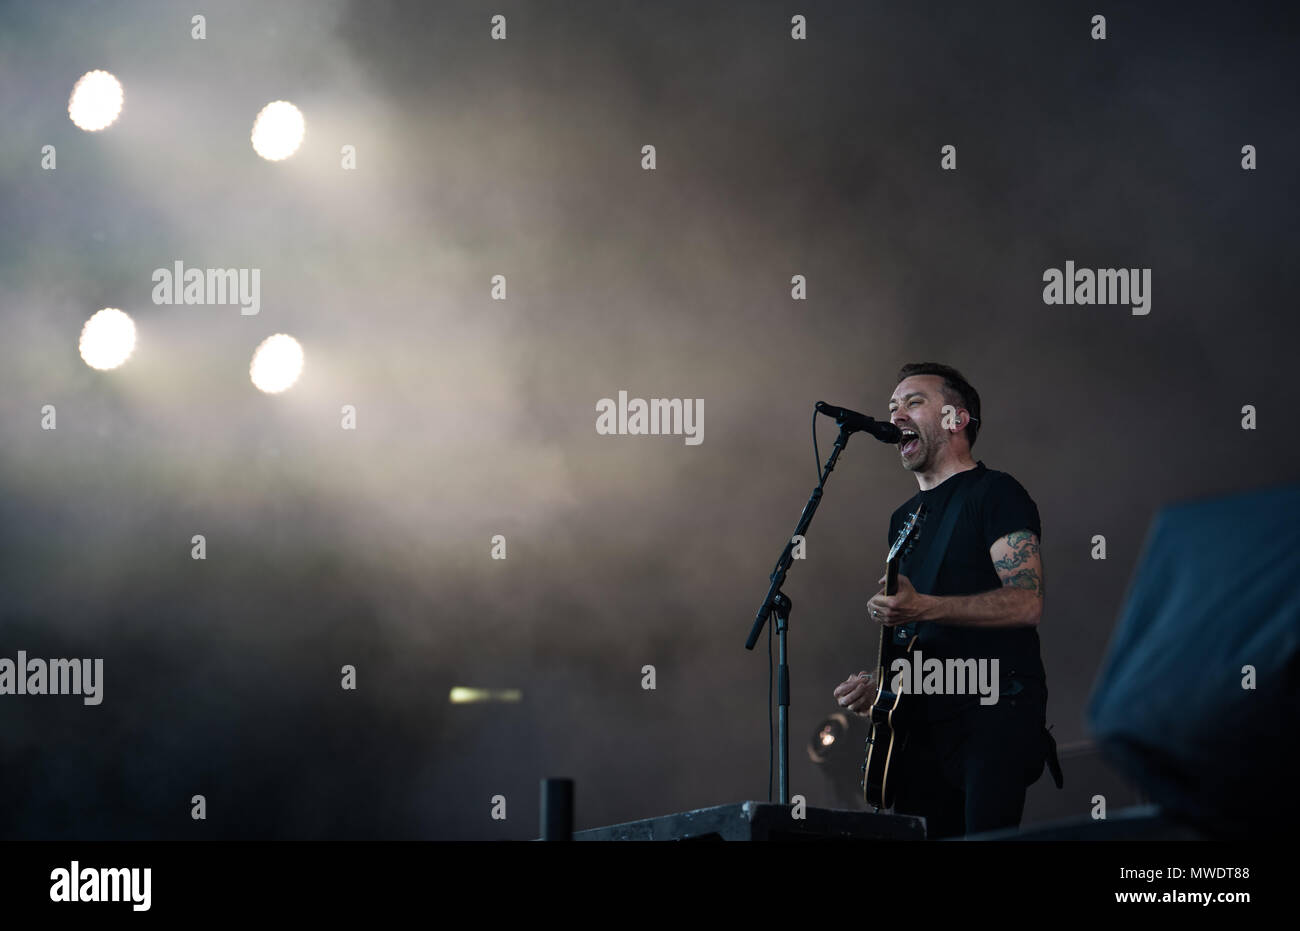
[{"left": 1087, "top": 481, "right": 1300, "bottom": 838}]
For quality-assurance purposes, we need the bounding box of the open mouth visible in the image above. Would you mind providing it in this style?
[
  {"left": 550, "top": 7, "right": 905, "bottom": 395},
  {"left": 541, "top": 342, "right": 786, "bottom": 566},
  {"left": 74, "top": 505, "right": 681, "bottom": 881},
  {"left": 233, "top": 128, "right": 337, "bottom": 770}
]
[{"left": 899, "top": 431, "right": 919, "bottom": 456}]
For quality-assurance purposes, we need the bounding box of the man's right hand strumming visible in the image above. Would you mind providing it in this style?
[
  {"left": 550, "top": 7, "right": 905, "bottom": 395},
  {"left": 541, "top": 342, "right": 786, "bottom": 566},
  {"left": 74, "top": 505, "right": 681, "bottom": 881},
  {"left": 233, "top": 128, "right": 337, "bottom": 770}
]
[{"left": 833, "top": 670, "right": 878, "bottom": 716}]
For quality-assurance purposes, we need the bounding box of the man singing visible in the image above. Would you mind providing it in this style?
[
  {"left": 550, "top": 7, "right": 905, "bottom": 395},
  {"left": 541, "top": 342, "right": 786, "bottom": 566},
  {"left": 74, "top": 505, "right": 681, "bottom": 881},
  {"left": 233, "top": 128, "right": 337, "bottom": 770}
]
[{"left": 832, "top": 362, "right": 1059, "bottom": 838}]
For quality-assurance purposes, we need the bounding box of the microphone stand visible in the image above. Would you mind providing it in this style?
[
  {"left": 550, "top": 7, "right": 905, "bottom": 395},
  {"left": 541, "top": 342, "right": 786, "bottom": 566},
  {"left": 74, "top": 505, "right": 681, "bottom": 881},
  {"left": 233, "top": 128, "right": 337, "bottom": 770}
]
[{"left": 744, "top": 423, "right": 855, "bottom": 806}]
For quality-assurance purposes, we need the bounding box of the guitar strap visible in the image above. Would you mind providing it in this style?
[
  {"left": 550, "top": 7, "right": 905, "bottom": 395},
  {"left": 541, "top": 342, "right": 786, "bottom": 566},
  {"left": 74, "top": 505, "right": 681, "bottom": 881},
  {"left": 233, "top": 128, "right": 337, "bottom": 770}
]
[{"left": 892, "top": 467, "right": 991, "bottom": 646}]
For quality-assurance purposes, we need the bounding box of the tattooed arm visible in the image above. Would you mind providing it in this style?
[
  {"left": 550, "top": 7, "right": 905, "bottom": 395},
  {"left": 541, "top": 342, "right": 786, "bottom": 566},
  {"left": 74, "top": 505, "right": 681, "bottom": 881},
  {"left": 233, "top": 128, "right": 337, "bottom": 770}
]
[{"left": 913, "top": 530, "right": 1044, "bottom": 628}]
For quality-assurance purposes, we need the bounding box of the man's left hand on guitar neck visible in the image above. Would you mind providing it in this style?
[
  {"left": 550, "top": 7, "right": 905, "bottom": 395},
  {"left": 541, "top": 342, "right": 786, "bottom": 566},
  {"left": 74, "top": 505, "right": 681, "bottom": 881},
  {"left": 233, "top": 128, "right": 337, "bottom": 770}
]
[
  {"left": 868, "top": 553, "right": 1044, "bottom": 630},
  {"left": 867, "top": 574, "right": 933, "bottom": 627}
]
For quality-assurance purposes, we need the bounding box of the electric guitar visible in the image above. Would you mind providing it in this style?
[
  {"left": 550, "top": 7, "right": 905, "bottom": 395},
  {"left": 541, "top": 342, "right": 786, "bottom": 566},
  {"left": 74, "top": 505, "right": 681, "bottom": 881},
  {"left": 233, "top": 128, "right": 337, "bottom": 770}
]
[{"left": 861, "top": 503, "right": 926, "bottom": 809}]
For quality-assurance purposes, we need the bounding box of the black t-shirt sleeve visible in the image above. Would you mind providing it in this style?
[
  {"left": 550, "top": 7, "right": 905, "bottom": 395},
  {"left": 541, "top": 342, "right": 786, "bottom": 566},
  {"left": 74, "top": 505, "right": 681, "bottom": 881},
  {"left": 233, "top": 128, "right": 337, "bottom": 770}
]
[{"left": 979, "top": 472, "right": 1042, "bottom": 550}]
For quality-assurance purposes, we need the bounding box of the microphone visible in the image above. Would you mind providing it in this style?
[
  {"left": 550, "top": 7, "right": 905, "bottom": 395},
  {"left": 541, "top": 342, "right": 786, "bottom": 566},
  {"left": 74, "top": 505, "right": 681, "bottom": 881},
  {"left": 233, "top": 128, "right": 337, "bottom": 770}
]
[{"left": 815, "top": 401, "right": 902, "bottom": 444}]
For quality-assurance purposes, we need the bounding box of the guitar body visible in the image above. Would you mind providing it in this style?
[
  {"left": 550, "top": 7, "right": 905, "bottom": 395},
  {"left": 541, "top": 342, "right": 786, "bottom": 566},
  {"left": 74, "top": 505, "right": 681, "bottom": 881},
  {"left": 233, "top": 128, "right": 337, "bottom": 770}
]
[
  {"left": 861, "top": 628, "right": 917, "bottom": 810},
  {"left": 862, "top": 504, "right": 926, "bottom": 810}
]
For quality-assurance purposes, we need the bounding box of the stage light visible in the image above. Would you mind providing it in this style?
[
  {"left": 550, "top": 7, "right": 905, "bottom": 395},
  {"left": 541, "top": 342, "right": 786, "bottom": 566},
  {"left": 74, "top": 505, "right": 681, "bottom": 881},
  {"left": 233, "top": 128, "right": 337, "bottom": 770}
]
[
  {"left": 250, "top": 101, "right": 305, "bottom": 161},
  {"left": 809, "top": 710, "right": 877, "bottom": 808},
  {"left": 808, "top": 712, "right": 851, "bottom": 764},
  {"left": 78, "top": 308, "right": 136, "bottom": 370},
  {"left": 249, "top": 334, "right": 304, "bottom": 394},
  {"left": 68, "top": 70, "right": 124, "bottom": 132},
  {"left": 450, "top": 688, "right": 523, "bottom": 704}
]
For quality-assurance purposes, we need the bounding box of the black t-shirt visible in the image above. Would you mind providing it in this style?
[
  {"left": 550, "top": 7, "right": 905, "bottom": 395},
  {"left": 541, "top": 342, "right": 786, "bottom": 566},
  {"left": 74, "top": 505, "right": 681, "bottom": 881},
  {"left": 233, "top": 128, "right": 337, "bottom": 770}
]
[{"left": 885, "top": 461, "right": 1046, "bottom": 721}]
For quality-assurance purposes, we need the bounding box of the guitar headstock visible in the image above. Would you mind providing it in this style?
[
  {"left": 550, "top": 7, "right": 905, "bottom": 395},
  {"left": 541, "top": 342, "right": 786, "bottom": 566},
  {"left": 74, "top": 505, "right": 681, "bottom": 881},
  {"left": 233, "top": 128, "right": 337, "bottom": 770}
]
[
  {"left": 884, "top": 503, "right": 926, "bottom": 597},
  {"left": 886, "top": 503, "right": 926, "bottom": 565}
]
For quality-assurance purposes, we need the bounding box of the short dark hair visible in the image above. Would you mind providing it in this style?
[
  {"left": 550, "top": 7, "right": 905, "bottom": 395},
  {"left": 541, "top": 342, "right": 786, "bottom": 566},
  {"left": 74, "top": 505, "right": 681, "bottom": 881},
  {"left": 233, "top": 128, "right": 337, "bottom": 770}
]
[{"left": 896, "top": 362, "right": 981, "bottom": 449}]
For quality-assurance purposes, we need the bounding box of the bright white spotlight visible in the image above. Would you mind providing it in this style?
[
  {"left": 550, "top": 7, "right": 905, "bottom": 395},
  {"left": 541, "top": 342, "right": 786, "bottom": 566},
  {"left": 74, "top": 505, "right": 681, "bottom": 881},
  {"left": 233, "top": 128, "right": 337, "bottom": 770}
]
[
  {"left": 250, "top": 334, "right": 304, "bottom": 394},
  {"left": 250, "top": 101, "right": 305, "bottom": 161},
  {"left": 68, "top": 70, "right": 124, "bottom": 132},
  {"left": 79, "top": 308, "right": 136, "bottom": 370}
]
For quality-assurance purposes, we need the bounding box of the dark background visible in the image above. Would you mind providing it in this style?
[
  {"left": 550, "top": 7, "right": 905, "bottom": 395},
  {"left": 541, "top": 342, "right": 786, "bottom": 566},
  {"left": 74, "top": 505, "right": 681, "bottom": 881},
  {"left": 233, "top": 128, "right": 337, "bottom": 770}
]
[{"left": 0, "top": 0, "right": 1296, "bottom": 838}]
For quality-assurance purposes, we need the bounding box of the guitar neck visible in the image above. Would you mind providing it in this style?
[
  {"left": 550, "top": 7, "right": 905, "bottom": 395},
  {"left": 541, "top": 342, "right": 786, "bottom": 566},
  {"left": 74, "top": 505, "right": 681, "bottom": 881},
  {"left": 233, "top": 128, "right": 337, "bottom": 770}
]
[
  {"left": 874, "top": 504, "right": 922, "bottom": 683},
  {"left": 874, "top": 557, "right": 899, "bottom": 678}
]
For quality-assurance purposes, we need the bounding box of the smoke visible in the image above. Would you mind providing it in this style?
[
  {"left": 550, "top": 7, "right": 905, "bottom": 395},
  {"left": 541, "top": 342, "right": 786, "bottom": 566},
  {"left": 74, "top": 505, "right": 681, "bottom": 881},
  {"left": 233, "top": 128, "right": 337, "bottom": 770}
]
[{"left": 1, "top": 0, "right": 1298, "bottom": 837}]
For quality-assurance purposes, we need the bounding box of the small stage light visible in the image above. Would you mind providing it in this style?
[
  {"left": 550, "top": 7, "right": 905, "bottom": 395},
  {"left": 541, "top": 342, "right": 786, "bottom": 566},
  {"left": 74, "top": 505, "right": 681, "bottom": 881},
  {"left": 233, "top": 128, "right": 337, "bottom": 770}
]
[
  {"left": 809, "top": 712, "right": 851, "bottom": 764},
  {"left": 68, "top": 70, "right": 123, "bottom": 132},
  {"left": 249, "top": 333, "right": 304, "bottom": 394},
  {"left": 450, "top": 688, "right": 523, "bottom": 704},
  {"left": 78, "top": 308, "right": 136, "bottom": 370},
  {"left": 251, "top": 100, "right": 305, "bottom": 161}
]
